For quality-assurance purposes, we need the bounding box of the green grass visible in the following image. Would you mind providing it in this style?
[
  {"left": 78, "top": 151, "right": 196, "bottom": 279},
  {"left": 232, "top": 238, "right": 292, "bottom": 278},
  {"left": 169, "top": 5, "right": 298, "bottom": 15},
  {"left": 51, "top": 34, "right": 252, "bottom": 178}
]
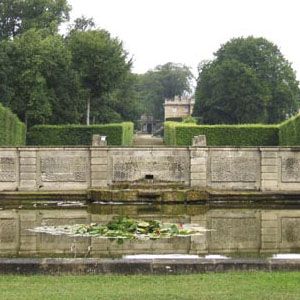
[{"left": 1, "top": 272, "right": 300, "bottom": 300}]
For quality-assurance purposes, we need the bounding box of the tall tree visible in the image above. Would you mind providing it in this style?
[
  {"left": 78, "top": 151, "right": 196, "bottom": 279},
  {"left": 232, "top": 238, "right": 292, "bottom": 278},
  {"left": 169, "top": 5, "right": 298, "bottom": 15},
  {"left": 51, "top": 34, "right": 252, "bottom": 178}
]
[
  {"left": 194, "top": 36, "right": 300, "bottom": 124},
  {"left": 66, "top": 29, "right": 131, "bottom": 125},
  {"left": 0, "top": 0, "right": 70, "bottom": 39},
  {"left": 138, "top": 62, "right": 194, "bottom": 119},
  {"left": 0, "top": 29, "right": 80, "bottom": 126}
]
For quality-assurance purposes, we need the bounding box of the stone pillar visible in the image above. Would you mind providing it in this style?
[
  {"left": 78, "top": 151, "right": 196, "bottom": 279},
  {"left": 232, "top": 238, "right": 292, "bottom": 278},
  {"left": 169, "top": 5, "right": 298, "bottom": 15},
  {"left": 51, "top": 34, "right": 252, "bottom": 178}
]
[
  {"left": 260, "top": 148, "right": 279, "bottom": 191},
  {"left": 90, "top": 148, "right": 109, "bottom": 188},
  {"left": 190, "top": 147, "right": 208, "bottom": 188},
  {"left": 192, "top": 135, "right": 207, "bottom": 147},
  {"left": 19, "top": 149, "right": 37, "bottom": 191},
  {"left": 92, "top": 135, "right": 107, "bottom": 147}
]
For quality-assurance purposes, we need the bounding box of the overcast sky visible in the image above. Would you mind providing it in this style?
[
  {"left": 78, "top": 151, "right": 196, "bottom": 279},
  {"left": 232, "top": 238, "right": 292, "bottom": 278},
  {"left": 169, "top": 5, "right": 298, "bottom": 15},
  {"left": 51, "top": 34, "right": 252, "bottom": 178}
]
[{"left": 67, "top": 0, "right": 300, "bottom": 79}]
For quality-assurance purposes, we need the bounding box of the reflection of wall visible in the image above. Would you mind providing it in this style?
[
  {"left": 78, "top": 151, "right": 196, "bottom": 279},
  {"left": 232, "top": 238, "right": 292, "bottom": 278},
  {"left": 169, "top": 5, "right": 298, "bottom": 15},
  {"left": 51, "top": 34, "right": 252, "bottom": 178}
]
[
  {"left": 2, "top": 208, "right": 300, "bottom": 257},
  {"left": 2, "top": 147, "right": 300, "bottom": 191}
]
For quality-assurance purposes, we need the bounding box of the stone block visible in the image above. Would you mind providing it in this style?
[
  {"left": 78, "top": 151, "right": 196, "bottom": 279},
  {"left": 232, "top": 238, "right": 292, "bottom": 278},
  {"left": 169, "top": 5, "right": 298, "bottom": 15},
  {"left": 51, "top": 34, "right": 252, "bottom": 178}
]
[
  {"left": 192, "top": 135, "right": 206, "bottom": 146},
  {"left": 261, "top": 166, "right": 277, "bottom": 173},
  {"left": 91, "top": 171, "right": 107, "bottom": 180},
  {"left": 261, "top": 220, "right": 277, "bottom": 228},
  {"left": 91, "top": 165, "right": 107, "bottom": 172},
  {"left": 91, "top": 157, "right": 108, "bottom": 165},
  {"left": 261, "top": 173, "right": 277, "bottom": 180},
  {"left": 91, "top": 180, "right": 108, "bottom": 187},
  {"left": 20, "top": 158, "right": 36, "bottom": 165},
  {"left": 190, "top": 179, "right": 206, "bottom": 188},
  {"left": 19, "top": 180, "right": 37, "bottom": 188},
  {"left": 20, "top": 173, "right": 36, "bottom": 180},
  {"left": 262, "top": 228, "right": 277, "bottom": 235},
  {"left": 20, "top": 165, "right": 36, "bottom": 172},
  {"left": 191, "top": 173, "right": 206, "bottom": 180},
  {"left": 190, "top": 157, "right": 206, "bottom": 165},
  {"left": 261, "top": 180, "right": 278, "bottom": 190},
  {"left": 261, "top": 242, "right": 277, "bottom": 249},
  {"left": 262, "top": 234, "right": 277, "bottom": 242},
  {"left": 19, "top": 151, "right": 37, "bottom": 158},
  {"left": 261, "top": 158, "right": 277, "bottom": 166},
  {"left": 190, "top": 164, "right": 206, "bottom": 173},
  {"left": 261, "top": 152, "right": 278, "bottom": 158}
]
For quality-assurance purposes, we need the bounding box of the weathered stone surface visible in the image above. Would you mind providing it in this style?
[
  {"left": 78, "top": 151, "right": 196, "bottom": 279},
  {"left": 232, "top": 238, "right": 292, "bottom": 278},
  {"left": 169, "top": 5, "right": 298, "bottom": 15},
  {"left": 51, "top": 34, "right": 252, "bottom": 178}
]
[
  {"left": 192, "top": 135, "right": 207, "bottom": 147},
  {"left": 0, "top": 157, "right": 17, "bottom": 181},
  {"left": 110, "top": 152, "right": 190, "bottom": 183},
  {"left": 281, "top": 218, "right": 300, "bottom": 245},
  {"left": 281, "top": 157, "right": 300, "bottom": 182},
  {"left": 210, "top": 157, "right": 259, "bottom": 182},
  {"left": 208, "top": 211, "right": 260, "bottom": 251},
  {"left": 40, "top": 157, "right": 88, "bottom": 182}
]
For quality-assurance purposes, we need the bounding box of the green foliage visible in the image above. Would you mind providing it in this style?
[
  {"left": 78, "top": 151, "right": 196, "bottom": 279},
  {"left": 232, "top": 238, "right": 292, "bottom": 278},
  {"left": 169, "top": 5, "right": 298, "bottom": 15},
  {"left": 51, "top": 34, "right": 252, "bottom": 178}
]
[
  {"left": 0, "top": 0, "right": 71, "bottom": 39},
  {"left": 164, "top": 121, "right": 279, "bottom": 146},
  {"left": 27, "top": 122, "right": 133, "bottom": 146},
  {"left": 182, "top": 116, "right": 197, "bottom": 124},
  {"left": 0, "top": 29, "right": 82, "bottom": 126},
  {"left": 279, "top": 114, "right": 300, "bottom": 146},
  {"left": 194, "top": 37, "right": 300, "bottom": 124},
  {"left": 0, "top": 103, "right": 26, "bottom": 146},
  {"left": 137, "top": 62, "right": 194, "bottom": 120},
  {"left": 66, "top": 29, "right": 131, "bottom": 125}
]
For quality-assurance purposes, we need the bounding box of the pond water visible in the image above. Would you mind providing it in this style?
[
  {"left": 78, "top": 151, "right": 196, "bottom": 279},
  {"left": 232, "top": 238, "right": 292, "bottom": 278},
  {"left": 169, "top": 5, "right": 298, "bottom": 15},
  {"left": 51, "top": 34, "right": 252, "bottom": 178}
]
[{"left": 1, "top": 202, "right": 300, "bottom": 258}]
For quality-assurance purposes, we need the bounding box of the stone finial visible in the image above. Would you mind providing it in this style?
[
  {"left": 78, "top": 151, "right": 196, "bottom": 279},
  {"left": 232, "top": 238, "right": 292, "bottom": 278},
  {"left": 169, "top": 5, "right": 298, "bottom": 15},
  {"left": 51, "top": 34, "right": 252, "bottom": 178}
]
[
  {"left": 192, "top": 135, "right": 207, "bottom": 147},
  {"left": 92, "top": 134, "right": 107, "bottom": 147}
]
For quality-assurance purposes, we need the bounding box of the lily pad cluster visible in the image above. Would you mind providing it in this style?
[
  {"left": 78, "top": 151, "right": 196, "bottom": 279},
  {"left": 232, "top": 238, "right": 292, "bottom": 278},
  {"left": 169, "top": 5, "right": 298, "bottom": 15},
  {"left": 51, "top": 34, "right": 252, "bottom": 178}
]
[{"left": 31, "top": 216, "right": 206, "bottom": 241}]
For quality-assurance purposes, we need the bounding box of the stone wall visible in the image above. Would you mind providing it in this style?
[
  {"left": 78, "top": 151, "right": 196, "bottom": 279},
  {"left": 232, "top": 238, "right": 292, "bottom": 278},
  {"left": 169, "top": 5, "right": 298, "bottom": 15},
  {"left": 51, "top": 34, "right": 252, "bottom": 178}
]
[{"left": 1, "top": 146, "right": 300, "bottom": 191}]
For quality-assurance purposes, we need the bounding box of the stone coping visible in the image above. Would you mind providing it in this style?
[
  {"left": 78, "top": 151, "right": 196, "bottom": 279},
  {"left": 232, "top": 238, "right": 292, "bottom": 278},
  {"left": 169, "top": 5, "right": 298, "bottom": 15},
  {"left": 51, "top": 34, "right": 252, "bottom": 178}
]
[{"left": 1, "top": 258, "right": 300, "bottom": 275}]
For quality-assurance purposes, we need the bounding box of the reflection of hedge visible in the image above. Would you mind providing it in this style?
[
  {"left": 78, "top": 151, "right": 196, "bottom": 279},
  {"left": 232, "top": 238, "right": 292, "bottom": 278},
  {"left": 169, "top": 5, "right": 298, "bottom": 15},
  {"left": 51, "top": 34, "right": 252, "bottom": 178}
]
[
  {"left": 27, "top": 122, "right": 134, "bottom": 146},
  {"left": 0, "top": 103, "right": 26, "bottom": 146},
  {"left": 164, "top": 122, "right": 279, "bottom": 146},
  {"left": 279, "top": 114, "right": 300, "bottom": 146}
]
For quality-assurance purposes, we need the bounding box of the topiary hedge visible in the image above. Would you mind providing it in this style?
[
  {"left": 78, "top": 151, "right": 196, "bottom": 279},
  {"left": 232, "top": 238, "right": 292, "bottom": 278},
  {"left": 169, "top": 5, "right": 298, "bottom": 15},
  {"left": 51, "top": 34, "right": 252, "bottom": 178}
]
[
  {"left": 279, "top": 114, "right": 300, "bottom": 146},
  {"left": 27, "top": 122, "right": 134, "bottom": 146},
  {"left": 164, "top": 121, "right": 279, "bottom": 146},
  {"left": 0, "top": 103, "right": 26, "bottom": 146}
]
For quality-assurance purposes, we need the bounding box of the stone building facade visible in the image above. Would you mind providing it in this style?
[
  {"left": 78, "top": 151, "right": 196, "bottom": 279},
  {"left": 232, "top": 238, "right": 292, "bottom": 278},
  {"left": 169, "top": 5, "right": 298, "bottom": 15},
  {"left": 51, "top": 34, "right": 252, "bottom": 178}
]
[{"left": 164, "top": 96, "right": 195, "bottom": 120}]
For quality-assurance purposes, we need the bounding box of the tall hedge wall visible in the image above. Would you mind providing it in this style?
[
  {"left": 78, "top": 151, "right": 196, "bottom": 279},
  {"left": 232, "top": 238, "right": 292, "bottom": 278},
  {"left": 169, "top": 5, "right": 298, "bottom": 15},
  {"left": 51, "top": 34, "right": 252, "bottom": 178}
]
[
  {"left": 0, "top": 103, "right": 26, "bottom": 146},
  {"left": 279, "top": 114, "right": 300, "bottom": 146},
  {"left": 27, "top": 122, "right": 134, "bottom": 146},
  {"left": 164, "top": 121, "right": 279, "bottom": 146}
]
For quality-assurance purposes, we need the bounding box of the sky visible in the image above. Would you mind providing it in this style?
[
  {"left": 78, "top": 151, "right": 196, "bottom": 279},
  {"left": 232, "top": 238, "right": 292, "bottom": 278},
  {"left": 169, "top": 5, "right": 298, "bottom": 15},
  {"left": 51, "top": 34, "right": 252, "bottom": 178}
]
[{"left": 67, "top": 0, "right": 300, "bottom": 79}]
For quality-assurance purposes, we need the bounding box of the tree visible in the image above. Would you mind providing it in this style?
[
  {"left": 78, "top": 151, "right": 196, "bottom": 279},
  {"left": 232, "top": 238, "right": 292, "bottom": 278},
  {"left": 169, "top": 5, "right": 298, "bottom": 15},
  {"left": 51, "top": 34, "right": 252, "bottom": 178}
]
[
  {"left": 0, "top": 0, "right": 70, "bottom": 39},
  {"left": 68, "top": 16, "right": 95, "bottom": 33},
  {"left": 66, "top": 29, "right": 131, "bottom": 125},
  {"left": 0, "top": 29, "right": 80, "bottom": 126},
  {"left": 193, "top": 37, "right": 300, "bottom": 124},
  {"left": 138, "top": 62, "right": 194, "bottom": 120}
]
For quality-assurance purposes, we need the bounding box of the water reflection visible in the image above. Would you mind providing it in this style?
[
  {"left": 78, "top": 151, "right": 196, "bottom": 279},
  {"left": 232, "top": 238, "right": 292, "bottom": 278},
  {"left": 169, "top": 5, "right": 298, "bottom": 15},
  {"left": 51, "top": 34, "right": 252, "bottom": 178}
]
[{"left": 1, "top": 204, "right": 300, "bottom": 258}]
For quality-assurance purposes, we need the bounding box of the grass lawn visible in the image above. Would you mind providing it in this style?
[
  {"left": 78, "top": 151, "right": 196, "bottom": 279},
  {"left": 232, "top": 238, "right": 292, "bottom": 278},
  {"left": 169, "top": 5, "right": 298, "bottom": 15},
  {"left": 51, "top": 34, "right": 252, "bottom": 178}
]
[{"left": 1, "top": 272, "right": 300, "bottom": 300}]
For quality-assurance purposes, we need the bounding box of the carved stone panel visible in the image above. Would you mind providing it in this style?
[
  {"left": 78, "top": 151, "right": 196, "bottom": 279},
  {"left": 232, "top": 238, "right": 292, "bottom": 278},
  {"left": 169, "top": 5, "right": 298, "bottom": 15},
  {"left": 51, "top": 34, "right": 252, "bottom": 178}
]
[
  {"left": 211, "top": 157, "right": 259, "bottom": 182},
  {"left": 40, "top": 157, "right": 87, "bottom": 182},
  {"left": 0, "top": 218, "right": 18, "bottom": 250},
  {"left": 281, "top": 217, "right": 300, "bottom": 245},
  {"left": 281, "top": 158, "right": 300, "bottom": 182},
  {"left": 0, "top": 157, "right": 17, "bottom": 182},
  {"left": 112, "top": 154, "right": 189, "bottom": 182},
  {"left": 209, "top": 217, "right": 260, "bottom": 250}
]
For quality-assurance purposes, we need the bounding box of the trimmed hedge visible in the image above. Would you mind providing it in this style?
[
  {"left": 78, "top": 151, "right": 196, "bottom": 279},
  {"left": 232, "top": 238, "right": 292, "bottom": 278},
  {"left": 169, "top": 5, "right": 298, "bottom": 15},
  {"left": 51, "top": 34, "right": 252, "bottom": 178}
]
[
  {"left": 27, "top": 122, "right": 134, "bottom": 146},
  {"left": 279, "top": 114, "right": 300, "bottom": 146},
  {"left": 164, "top": 121, "right": 279, "bottom": 146},
  {"left": 0, "top": 103, "right": 26, "bottom": 146}
]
